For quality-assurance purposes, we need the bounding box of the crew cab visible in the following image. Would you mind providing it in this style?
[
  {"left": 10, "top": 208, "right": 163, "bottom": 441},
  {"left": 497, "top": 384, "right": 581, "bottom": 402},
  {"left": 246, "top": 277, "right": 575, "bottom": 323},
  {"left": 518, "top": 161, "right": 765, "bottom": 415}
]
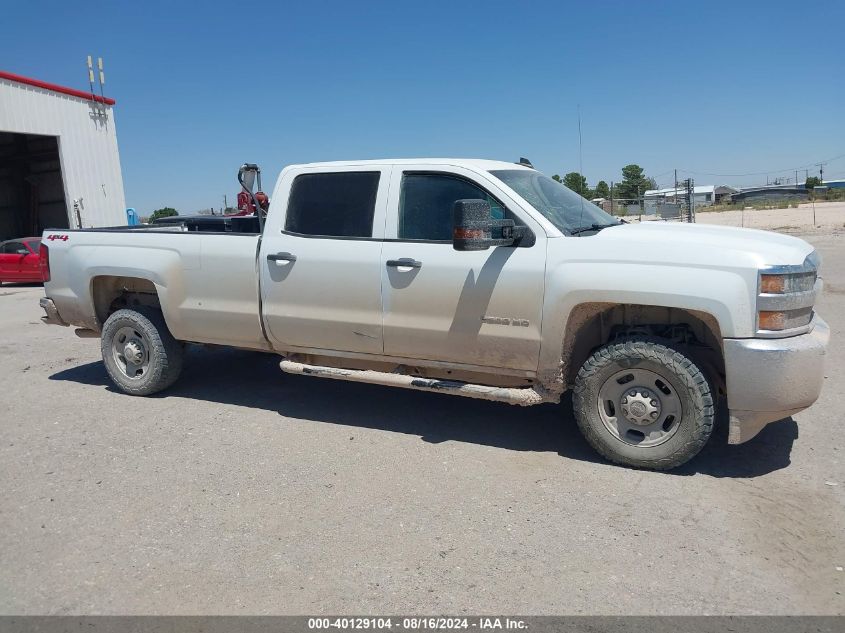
[{"left": 38, "top": 159, "right": 829, "bottom": 469}]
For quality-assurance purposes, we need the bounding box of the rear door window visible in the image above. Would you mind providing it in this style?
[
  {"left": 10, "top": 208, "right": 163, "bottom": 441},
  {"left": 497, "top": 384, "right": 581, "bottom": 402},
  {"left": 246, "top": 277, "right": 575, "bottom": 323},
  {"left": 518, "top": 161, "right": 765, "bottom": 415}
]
[{"left": 285, "top": 172, "right": 380, "bottom": 238}]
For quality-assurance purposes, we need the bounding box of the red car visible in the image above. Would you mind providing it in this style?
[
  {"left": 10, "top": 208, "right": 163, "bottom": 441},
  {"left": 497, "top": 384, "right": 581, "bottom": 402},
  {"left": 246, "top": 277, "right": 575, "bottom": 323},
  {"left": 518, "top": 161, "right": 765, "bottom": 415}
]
[{"left": 0, "top": 237, "right": 43, "bottom": 285}]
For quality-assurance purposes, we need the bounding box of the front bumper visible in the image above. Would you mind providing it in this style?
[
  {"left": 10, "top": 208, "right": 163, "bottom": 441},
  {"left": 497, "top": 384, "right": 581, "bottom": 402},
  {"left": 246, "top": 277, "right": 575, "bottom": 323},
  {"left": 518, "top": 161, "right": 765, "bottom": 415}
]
[
  {"left": 39, "top": 297, "right": 68, "bottom": 327},
  {"left": 723, "top": 315, "right": 829, "bottom": 443}
]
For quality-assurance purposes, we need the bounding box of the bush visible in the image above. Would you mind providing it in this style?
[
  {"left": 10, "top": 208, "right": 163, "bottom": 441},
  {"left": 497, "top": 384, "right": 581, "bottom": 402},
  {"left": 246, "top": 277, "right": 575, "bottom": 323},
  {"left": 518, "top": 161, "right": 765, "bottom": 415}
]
[{"left": 149, "top": 207, "right": 178, "bottom": 223}]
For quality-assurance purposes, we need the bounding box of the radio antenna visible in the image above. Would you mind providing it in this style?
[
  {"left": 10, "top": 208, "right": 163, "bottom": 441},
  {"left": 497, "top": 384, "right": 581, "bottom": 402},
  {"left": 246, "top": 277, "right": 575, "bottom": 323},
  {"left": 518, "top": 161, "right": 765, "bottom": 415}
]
[
  {"left": 86, "top": 56, "right": 95, "bottom": 99},
  {"left": 97, "top": 57, "right": 106, "bottom": 103},
  {"left": 576, "top": 104, "right": 586, "bottom": 236}
]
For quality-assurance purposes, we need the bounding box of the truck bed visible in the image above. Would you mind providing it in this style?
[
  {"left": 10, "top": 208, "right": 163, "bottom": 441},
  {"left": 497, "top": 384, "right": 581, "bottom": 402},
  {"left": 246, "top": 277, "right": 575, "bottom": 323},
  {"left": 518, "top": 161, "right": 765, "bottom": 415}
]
[
  {"left": 41, "top": 225, "right": 267, "bottom": 350},
  {"left": 151, "top": 215, "right": 260, "bottom": 233}
]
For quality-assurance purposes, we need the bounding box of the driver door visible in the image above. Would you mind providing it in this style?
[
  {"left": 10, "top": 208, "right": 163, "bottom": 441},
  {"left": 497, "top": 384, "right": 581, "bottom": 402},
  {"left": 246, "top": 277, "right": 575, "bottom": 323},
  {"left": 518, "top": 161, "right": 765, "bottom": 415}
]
[
  {"left": 0, "top": 241, "right": 28, "bottom": 280},
  {"left": 22, "top": 240, "right": 41, "bottom": 280},
  {"left": 380, "top": 166, "right": 547, "bottom": 372}
]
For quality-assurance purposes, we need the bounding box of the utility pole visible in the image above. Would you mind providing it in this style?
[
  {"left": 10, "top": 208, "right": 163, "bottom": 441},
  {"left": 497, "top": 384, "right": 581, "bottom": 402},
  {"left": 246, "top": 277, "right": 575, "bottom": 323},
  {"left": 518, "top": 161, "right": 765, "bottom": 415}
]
[
  {"left": 689, "top": 178, "right": 695, "bottom": 223},
  {"left": 638, "top": 184, "right": 642, "bottom": 222},
  {"left": 610, "top": 181, "right": 614, "bottom": 215},
  {"left": 674, "top": 169, "right": 678, "bottom": 202}
]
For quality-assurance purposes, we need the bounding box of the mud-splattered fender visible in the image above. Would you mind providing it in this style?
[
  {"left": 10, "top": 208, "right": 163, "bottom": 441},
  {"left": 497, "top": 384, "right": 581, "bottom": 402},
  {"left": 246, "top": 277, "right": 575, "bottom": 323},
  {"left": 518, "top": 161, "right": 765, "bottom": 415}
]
[{"left": 537, "top": 260, "right": 756, "bottom": 387}]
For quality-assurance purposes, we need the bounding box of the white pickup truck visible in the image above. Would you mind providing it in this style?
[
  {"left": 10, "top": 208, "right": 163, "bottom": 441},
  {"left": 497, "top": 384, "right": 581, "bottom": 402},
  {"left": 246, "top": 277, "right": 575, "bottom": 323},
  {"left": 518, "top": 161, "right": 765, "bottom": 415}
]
[{"left": 39, "top": 158, "right": 829, "bottom": 470}]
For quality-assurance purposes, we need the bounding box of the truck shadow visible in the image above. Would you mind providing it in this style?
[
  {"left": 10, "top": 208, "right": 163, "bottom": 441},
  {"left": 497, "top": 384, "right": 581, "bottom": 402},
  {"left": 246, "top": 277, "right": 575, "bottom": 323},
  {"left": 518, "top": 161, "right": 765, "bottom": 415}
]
[{"left": 50, "top": 346, "right": 798, "bottom": 479}]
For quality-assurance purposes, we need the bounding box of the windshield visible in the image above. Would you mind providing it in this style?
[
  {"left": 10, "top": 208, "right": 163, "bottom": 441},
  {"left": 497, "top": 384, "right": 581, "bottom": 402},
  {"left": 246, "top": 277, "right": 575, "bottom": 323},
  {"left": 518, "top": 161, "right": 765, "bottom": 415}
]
[{"left": 490, "top": 169, "right": 619, "bottom": 235}]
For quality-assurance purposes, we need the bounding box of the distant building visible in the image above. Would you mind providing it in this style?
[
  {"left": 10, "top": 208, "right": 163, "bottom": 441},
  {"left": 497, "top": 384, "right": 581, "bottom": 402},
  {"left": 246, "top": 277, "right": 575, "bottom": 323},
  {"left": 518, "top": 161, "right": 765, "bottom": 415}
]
[
  {"left": 643, "top": 185, "right": 717, "bottom": 214},
  {"left": 714, "top": 185, "right": 738, "bottom": 203},
  {"left": 730, "top": 186, "right": 808, "bottom": 204}
]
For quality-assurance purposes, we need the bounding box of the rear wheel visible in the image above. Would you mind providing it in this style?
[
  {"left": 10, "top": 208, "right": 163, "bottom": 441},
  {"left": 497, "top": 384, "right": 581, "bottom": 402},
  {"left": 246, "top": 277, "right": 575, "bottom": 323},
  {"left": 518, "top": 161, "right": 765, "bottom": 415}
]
[
  {"left": 100, "top": 307, "right": 183, "bottom": 396},
  {"left": 573, "top": 337, "right": 714, "bottom": 470}
]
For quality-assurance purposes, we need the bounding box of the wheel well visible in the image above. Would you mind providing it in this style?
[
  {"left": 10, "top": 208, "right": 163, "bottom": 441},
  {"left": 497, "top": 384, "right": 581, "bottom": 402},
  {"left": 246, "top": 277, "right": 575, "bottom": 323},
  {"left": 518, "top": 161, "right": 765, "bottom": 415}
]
[
  {"left": 561, "top": 303, "right": 725, "bottom": 394},
  {"left": 92, "top": 276, "right": 161, "bottom": 327}
]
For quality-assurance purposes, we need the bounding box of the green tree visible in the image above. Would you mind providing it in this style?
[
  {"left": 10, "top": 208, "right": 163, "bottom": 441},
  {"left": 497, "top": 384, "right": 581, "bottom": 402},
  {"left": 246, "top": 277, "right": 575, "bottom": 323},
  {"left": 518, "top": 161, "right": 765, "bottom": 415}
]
[
  {"left": 551, "top": 174, "right": 562, "bottom": 183},
  {"left": 149, "top": 207, "right": 178, "bottom": 223},
  {"left": 562, "top": 172, "right": 591, "bottom": 197},
  {"left": 616, "top": 164, "right": 651, "bottom": 201},
  {"left": 594, "top": 180, "right": 610, "bottom": 199},
  {"left": 805, "top": 176, "right": 822, "bottom": 199}
]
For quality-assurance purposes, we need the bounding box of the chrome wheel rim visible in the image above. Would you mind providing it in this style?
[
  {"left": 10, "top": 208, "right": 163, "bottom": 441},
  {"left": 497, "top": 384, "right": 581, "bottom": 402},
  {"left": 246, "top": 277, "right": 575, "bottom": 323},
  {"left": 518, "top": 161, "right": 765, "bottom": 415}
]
[
  {"left": 111, "top": 326, "right": 151, "bottom": 379},
  {"left": 597, "top": 367, "right": 683, "bottom": 447}
]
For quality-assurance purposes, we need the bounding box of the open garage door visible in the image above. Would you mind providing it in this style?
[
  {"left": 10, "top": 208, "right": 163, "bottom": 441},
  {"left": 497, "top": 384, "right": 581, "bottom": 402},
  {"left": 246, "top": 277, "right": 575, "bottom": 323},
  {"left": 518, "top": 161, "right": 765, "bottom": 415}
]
[{"left": 0, "top": 132, "right": 69, "bottom": 242}]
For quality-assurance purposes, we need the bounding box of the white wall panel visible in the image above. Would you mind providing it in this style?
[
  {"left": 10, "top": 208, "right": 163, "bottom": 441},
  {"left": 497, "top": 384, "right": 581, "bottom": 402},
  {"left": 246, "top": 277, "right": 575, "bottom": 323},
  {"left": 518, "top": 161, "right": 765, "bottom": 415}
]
[{"left": 0, "top": 78, "right": 126, "bottom": 228}]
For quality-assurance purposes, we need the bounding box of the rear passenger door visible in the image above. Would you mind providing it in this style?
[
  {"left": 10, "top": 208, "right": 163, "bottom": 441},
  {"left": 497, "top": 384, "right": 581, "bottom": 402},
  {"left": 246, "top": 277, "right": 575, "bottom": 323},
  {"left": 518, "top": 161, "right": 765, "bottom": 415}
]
[{"left": 260, "top": 167, "right": 390, "bottom": 355}]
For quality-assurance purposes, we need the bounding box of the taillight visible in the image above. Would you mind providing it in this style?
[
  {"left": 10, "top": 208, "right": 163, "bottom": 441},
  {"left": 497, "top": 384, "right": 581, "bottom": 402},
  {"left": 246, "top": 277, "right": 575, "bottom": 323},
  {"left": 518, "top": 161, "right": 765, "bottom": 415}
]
[{"left": 39, "top": 242, "right": 50, "bottom": 282}]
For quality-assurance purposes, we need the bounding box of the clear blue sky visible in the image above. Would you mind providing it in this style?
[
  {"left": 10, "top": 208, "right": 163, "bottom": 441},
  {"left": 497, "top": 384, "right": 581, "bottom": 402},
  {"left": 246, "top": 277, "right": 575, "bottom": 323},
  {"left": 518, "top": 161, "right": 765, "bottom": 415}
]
[{"left": 2, "top": 0, "right": 843, "bottom": 213}]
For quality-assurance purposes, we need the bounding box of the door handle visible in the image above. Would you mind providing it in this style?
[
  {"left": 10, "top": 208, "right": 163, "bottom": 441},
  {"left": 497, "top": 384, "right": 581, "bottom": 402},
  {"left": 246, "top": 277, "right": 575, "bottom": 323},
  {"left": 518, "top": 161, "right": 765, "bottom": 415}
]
[
  {"left": 268, "top": 252, "right": 297, "bottom": 263},
  {"left": 386, "top": 258, "right": 422, "bottom": 269}
]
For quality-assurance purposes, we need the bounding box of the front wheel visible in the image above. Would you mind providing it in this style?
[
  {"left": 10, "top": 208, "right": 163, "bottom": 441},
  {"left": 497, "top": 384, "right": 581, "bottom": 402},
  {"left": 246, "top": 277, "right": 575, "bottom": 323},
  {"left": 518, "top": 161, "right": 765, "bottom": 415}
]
[
  {"left": 572, "top": 337, "right": 714, "bottom": 470},
  {"left": 100, "top": 307, "right": 184, "bottom": 396}
]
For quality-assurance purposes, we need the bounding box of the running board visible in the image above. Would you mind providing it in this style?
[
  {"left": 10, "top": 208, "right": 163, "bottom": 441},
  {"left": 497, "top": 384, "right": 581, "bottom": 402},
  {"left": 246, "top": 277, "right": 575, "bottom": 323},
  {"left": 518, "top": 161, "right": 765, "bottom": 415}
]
[{"left": 279, "top": 359, "right": 555, "bottom": 406}]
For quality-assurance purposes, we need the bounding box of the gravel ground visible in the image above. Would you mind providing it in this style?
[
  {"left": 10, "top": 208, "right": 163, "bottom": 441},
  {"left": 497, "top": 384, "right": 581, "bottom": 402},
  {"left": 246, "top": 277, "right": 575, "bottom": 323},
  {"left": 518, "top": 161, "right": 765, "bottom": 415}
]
[
  {"left": 0, "top": 233, "right": 843, "bottom": 615},
  {"left": 695, "top": 201, "right": 845, "bottom": 233}
]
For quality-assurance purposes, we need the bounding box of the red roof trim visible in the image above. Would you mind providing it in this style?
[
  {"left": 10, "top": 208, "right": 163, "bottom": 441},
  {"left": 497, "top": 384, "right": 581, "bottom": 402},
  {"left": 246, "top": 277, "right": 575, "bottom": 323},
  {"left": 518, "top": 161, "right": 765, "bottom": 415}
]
[{"left": 0, "top": 70, "right": 116, "bottom": 105}]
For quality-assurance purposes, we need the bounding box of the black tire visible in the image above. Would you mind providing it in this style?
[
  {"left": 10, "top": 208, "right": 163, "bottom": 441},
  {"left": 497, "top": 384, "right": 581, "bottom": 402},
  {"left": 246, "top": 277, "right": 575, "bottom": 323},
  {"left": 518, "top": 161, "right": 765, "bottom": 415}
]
[
  {"left": 572, "top": 337, "right": 714, "bottom": 470},
  {"left": 100, "top": 307, "right": 183, "bottom": 396}
]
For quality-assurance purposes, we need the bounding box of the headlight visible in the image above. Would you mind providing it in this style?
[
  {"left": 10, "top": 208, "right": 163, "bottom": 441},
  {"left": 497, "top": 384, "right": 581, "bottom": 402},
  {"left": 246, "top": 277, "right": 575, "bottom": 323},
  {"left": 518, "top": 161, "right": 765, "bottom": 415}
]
[
  {"left": 760, "top": 272, "right": 815, "bottom": 294},
  {"left": 758, "top": 308, "right": 814, "bottom": 331},
  {"left": 757, "top": 252, "right": 821, "bottom": 335}
]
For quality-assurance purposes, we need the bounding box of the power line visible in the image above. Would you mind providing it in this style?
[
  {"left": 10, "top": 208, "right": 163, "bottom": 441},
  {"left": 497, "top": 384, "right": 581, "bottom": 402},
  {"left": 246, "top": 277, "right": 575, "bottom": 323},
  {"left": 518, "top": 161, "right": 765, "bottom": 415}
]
[
  {"left": 650, "top": 169, "right": 675, "bottom": 179},
  {"left": 671, "top": 153, "right": 845, "bottom": 178}
]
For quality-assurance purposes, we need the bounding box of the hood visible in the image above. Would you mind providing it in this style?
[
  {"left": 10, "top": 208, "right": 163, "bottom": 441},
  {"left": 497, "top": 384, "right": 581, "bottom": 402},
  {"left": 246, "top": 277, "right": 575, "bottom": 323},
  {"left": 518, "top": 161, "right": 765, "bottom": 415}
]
[{"left": 578, "top": 221, "right": 815, "bottom": 271}]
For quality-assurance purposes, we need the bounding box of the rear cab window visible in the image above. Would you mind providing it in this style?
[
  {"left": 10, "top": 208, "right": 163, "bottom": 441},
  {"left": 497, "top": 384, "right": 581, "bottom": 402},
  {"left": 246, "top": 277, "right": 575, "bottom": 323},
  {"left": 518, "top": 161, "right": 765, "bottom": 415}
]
[{"left": 285, "top": 171, "right": 381, "bottom": 238}]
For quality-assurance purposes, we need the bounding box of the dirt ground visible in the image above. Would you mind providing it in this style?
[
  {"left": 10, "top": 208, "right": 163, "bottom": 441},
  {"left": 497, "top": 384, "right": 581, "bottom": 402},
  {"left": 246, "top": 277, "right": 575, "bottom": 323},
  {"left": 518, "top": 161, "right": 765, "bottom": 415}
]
[
  {"left": 0, "top": 232, "right": 843, "bottom": 615},
  {"left": 695, "top": 200, "right": 845, "bottom": 233}
]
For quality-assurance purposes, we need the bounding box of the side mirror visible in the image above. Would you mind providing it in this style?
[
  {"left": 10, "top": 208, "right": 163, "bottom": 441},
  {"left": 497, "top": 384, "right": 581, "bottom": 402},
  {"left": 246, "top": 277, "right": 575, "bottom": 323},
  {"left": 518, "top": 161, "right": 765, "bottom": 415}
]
[
  {"left": 453, "top": 199, "right": 525, "bottom": 251},
  {"left": 452, "top": 199, "right": 493, "bottom": 251}
]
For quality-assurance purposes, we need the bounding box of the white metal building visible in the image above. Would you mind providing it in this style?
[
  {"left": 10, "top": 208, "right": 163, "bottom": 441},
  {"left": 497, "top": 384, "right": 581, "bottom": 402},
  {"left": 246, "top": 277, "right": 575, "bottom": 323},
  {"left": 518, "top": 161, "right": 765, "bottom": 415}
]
[
  {"left": 0, "top": 70, "right": 126, "bottom": 241},
  {"left": 643, "top": 185, "right": 716, "bottom": 214}
]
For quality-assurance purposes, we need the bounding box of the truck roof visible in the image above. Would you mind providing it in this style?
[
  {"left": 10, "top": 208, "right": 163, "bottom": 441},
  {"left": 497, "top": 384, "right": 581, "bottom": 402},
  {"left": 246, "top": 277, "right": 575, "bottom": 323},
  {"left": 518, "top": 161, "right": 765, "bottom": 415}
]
[{"left": 290, "top": 158, "right": 534, "bottom": 172}]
